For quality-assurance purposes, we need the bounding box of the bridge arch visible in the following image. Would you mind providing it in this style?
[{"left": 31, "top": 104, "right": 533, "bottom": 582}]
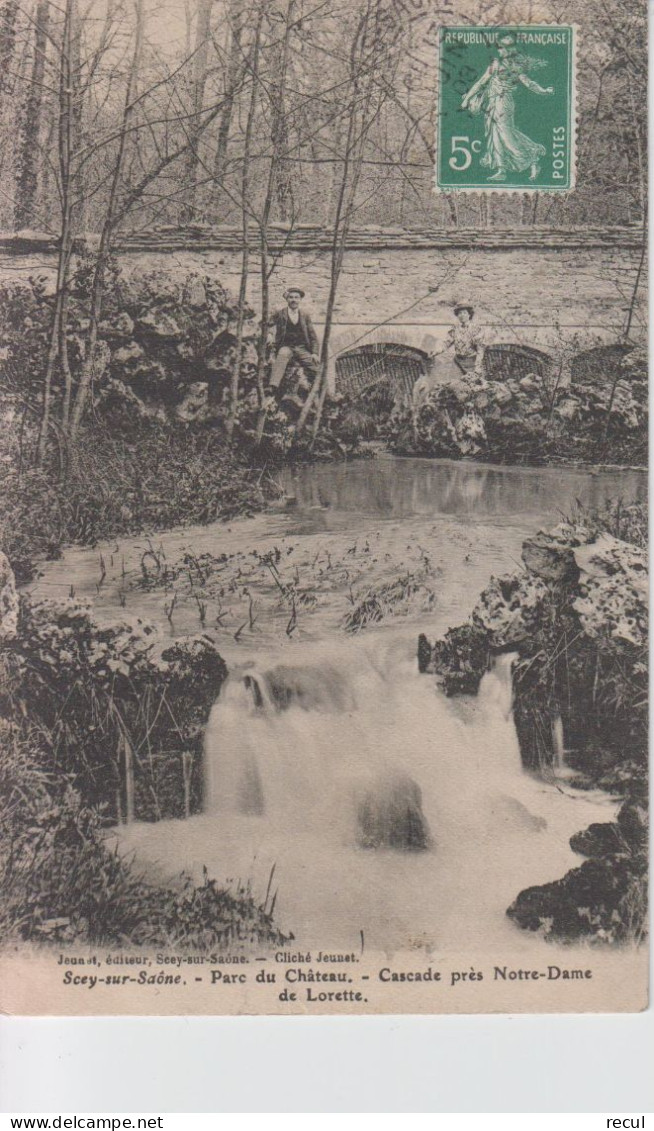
[
  {"left": 570, "top": 343, "right": 634, "bottom": 386},
  {"left": 334, "top": 340, "right": 431, "bottom": 404}
]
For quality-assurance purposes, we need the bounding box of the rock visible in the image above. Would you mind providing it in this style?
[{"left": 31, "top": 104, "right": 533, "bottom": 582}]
[
  {"left": 472, "top": 572, "right": 549, "bottom": 647},
  {"left": 136, "top": 310, "right": 183, "bottom": 340},
  {"left": 123, "top": 360, "right": 169, "bottom": 389},
  {"left": 573, "top": 534, "right": 648, "bottom": 647},
  {"left": 98, "top": 311, "right": 134, "bottom": 339},
  {"left": 616, "top": 797, "right": 648, "bottom": 850},
  {"left": 113, "top": 341, "right": 144, "bottom": 365},
  {"left": 506, "top": 856, "right": 638, "bottom": 942},
  {"left": 356, "top": 772, "right": 430, "bottom": 851},
  {"left": 492, "top": 381, "right": 513, "bottom": 406},
  {"left": 417, "top": 632, "right": 432, "bottom": 674},
  {"left": 454, "top": 408, "right": 486, "bottom": 455},
  {"left": 553, "top": 396, "right": 580, "bottom": 422},
  {"left": 423, "top": 623, "right": 489, "bottom": 695},
  {"left": 574, "top": 533, "right": 648, "bottom": 592},
  {"left": 0, "top": 550, "right": 19, "bottom": 642},
  {"left": 173, "top": 381, "right": 209, "bottom": 422},
  {"left": 521, "top": 531, "right": 581, "bottom": 583},
  {"left": 519, "top": 375, "right": 537, "bottom": 392},
  {"left": 570, "top": 822, "right": 625, "bottom": 859}
]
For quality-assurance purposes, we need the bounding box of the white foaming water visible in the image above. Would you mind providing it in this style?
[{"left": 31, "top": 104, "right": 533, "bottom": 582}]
[
  {"left": 120, "top": 635, "right": 616, "bottom": 955},
  {"left": 552, "top": 714, "right": 566, "bottom": 773}
]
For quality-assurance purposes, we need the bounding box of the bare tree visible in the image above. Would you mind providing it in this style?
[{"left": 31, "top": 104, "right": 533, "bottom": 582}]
[
  {"left": 226, "top": 2, "right": 264, "bottom": 443},
  {"left": 15, "top": 2, "right": 51, "bottom": 230},
  {"left": 180, "top": 0, "right": 214, "bottom": 224}
]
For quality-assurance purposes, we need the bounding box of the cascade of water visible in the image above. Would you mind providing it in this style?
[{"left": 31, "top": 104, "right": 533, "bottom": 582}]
[
  {"left": 121, "top": 638, "right": 616, "bottom": 952},
  {"left": 552, "top": 714, "right": 566, "bottom": 772}
]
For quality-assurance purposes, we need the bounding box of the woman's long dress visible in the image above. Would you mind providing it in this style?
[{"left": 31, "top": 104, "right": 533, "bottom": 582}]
[{"left": 472, "top": 58, "right": 546, "bottom": 174}]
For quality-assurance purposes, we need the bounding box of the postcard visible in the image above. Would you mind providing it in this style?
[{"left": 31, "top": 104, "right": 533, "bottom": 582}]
[{"left": 0, "top": 0, "right": 647, "bottom": 1016}]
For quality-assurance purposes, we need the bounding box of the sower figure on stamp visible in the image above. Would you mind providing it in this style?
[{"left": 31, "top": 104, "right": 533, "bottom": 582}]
[
  {"left": 269, "top": 287, "right": 320, "bottom": 409},
  {"left": 461, "top": 34, "right": 553, "bottom": 183}
]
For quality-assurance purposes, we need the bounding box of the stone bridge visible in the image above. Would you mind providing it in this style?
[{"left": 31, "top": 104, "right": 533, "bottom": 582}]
[{"left": 0, "top": 225, "right": 646, "bottom": 397}]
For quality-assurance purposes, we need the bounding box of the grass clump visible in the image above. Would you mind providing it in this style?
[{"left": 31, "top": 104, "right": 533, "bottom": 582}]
[{"left": 342, "top": 570, "right": 436, "bottom": 633}]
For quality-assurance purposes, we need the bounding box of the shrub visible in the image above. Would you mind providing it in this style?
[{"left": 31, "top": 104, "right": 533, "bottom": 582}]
[{"left": 2, "top": 595, "right": 228, "bottom": 823}]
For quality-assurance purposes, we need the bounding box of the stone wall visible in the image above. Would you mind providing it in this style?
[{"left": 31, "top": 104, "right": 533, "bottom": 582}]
[{"left": 0, "top": 228, "right": 646, "bottom": 363}]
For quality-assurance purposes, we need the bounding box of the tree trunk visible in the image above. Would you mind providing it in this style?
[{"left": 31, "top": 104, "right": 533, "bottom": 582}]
[
  {"left": 211, "top": 0, "right": 244, "bottom": 218},
  {"left": 15, "top": 1, "right": 50, "bottom": 230},
  {"left": 0, "top": 0, "right": 19, "bottom": 101},
  {"left": 180, "top": 0, "right": 213, "bottom": 224},
  {"left": 299, "top": 2, "right": 381, "bottom": 443},
  {"left": 37, "top": 0, "right": 76, "bottom": 465},
  {"left": 226, "top": 6, "right": 263, "bottom": 443},
  {"left": 254, "top": 0, "right": 295, "bottom": 446},
  {"left": 70, "top": 0, "right": 145, "bottom": 437}
]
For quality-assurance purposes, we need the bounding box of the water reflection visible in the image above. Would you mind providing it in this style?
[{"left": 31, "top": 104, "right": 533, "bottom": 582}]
[{"left": 280, "top": 457, "right": 646, "bottom": 527}]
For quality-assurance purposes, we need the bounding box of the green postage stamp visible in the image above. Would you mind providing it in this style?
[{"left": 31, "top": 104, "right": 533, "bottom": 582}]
[{"left": 436, "top": 26, "right": 576, "bottom": 192}]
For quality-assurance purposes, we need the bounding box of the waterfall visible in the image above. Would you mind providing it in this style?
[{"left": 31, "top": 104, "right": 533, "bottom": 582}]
[
  {"left": 204, "top": 654, "right": 430, "bottom": 850},
  {"left": 552, "top": 713, "right": 566, "bottom": 772},
  {"left": 121, "top": 641, "right": 615, "bottom": 952}
]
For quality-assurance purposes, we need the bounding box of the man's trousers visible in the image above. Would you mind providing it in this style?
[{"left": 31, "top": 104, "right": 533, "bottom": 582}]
[{"left": 270, "top": 346, "right": 319, "bottom": 388}]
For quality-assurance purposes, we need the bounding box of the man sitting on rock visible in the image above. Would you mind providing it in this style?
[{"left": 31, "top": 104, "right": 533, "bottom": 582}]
[{"left": 268, "top": 287, "right": 320, "bottom": 407}]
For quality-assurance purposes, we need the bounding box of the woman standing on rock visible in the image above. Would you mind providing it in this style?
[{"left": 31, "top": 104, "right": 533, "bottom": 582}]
[{"left": 413, "top": 304, "right": 486, "bottom": 409}]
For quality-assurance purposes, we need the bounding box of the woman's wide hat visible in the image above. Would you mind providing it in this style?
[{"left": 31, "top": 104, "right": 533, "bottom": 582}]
[
  {"left": 284, "top": 286, "right": 305, "bottom": 299},
  {"left": 453, "top": 302, "right": 474, "bottom": 316}
]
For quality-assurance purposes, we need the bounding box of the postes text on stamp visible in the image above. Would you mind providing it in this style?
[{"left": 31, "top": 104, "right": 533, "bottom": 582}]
[{"left": 436, "top": 26, "right": 576, "bottom": 192}]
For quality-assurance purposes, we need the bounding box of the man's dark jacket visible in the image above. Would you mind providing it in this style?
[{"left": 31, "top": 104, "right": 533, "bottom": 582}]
[{"left": 271, "top": 307, "right": 319, "bottom": 355}]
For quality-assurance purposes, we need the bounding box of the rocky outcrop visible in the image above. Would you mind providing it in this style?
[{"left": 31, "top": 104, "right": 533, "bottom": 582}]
[
  {"left": 508, "top": 791, "right": 648, "bottom": 944},
  {"left": 389, "top": 349, "right": 647, "bottom": 466},
  {"left": 471, "top": 572, "right": 551, "bottom": 648},
  {"left": 573, "top": 534, "right": 648, "bottom": 647},
  {"left": 1, "top": 267, "right": 251, "bottom": 429},
  {"left": 506, "top": 856, "right": 645, "bottom": 943},
  {"left": 418, "top": 624, "right": 489, "bottom": 695}
]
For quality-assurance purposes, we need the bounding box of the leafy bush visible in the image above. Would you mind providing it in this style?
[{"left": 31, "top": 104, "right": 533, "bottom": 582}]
[{"left": 2, "top": 596, "right": 228, "bottom": 823}]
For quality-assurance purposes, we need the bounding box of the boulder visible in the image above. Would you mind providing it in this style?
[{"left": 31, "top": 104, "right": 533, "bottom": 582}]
[
  {"left": 136, "top": 310, "right": 183, "bottom": 340},
  {"left": 491, "top": 381, "right": 513, "bottom": 407},
  {"left": 472, "top": 572, "right": 549, "bottom": 647},
  {"left": 420, "top": 623, "right": 489, "bottom": 695},
  {"left": 506, "top": 856, "right": 638, "bottom": 942},
  {"left": 113, "top": 341, "right": 144, "bottom": 365},
  {"left": 572, "top": 534, "right": 648, "bottom": 647},
  {"left": 173, "top": 381, "right": 209, "bottom": 422},
  {"left": 616, "top": 797, "right": 648, "bottom": 850},
  {"left": 570, "top": 822, "right": 625, "bottom": 859},
  {"left": 98, "top": 311, "right": 134, "bottom": 339},
  {"left": 521, "top": 531, "right": 581, "bottom": 583},
  {"left": 552, "top": 396, "right": 579, "bottom": 422},
  {"left": 356, "top": 772, "right": 430, "bottom": 851},
  {"left": 0, "top": 550, "right": 19, "bottom": 642}
]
